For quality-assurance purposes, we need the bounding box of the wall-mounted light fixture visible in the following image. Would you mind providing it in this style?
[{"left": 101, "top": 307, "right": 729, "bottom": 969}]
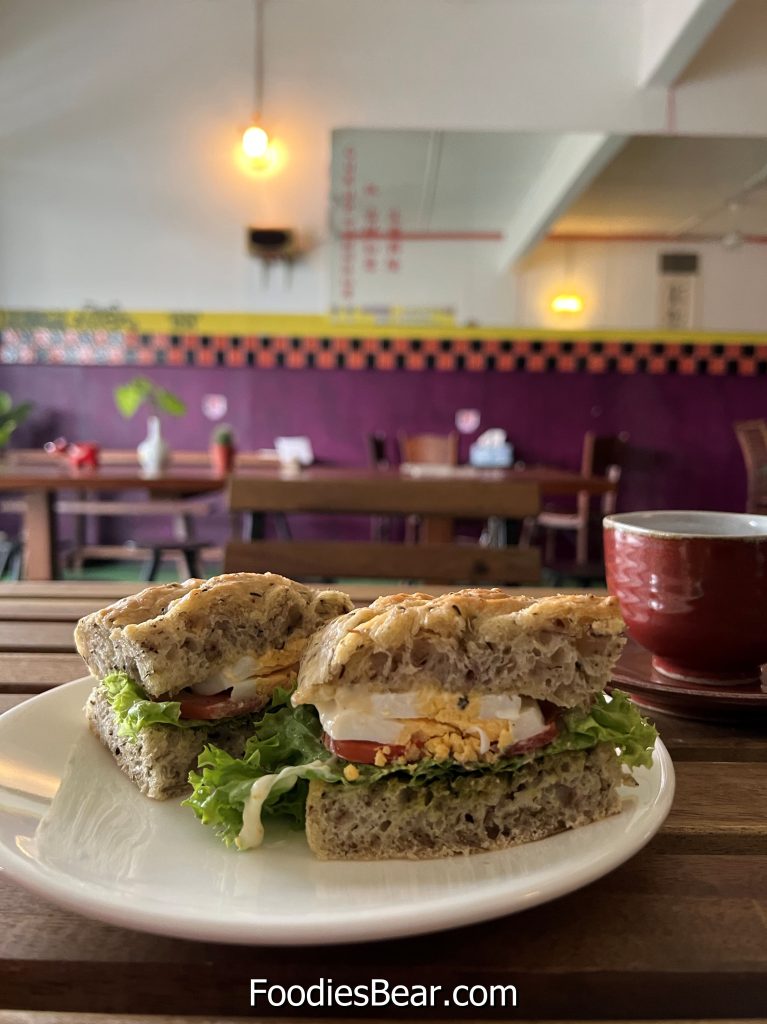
[
  {"left": 551, "top": 293, "right": 584, "bottom": 314},
  {"left": 241, "top": 0, "right": 275, "bottom": 170},
  {"left": 551, "top": 241, "right": 584, "bottom": 315}
]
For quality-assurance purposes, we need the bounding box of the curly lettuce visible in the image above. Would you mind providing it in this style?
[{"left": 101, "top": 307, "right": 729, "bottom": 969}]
[
  {"left": 550, "top": 690, "right": 658, "bottom": 769},
  {"left": 185, "top": 688, "right": 331, "bottom": 840},
  {"left": 185, "top": 688, "right": 657, "bottom": 847},
  {"left": 101, "top": 672, "right": 223, "bottom": 740}
]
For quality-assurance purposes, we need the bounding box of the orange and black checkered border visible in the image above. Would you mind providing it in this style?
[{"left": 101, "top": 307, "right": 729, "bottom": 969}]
[
  {"left": 117, "top": 334, "right": 767, "bottom": 375},
  {"left": 3, "top": 330, "right": 767, "bottom": 375}
]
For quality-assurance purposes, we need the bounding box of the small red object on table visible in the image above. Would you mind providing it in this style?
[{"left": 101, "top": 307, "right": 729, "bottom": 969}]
[{"left": 44, "top": 437, "right": 101, "bottom": 471}]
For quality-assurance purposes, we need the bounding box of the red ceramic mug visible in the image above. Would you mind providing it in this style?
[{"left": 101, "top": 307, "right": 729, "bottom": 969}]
[{"left": 604, "top": 510, "right": 767, "bottom": 686}]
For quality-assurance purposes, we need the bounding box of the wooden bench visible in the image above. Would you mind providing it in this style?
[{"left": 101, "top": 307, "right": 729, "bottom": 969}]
[{"left": 224, "top": 475, "right": 541, "bottom": 585}]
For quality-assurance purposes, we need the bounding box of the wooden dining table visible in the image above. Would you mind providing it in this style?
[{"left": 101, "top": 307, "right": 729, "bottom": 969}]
[
  {"left": 0, "top": 461, "right": 615, "bottom": 581},
  {"left": 0, "top": 580, "right": 765, "bottom": 1023}
]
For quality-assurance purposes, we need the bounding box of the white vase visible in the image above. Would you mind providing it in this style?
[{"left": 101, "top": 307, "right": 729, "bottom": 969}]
[{"left": 137, "top": 415, "right": 170, "bottom": 476}]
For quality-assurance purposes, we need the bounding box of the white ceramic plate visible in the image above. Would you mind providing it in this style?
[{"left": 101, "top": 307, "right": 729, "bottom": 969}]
[{"left": 0, "top": 678, "right": 674, "bottom": 946}]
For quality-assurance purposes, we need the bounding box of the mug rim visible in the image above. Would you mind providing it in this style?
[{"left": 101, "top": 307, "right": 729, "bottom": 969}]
[{"left": 604, "top": 510, "right": 767, "bottom": 540}]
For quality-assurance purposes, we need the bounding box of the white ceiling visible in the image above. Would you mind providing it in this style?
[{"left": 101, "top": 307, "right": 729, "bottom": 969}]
[
  {"left": 330, "top": 129, "right": 563, "bottom": 234},
  {"left": 331, "top": 130, "right": 767, "bottom": 245},
  {"left": 552, "top": 135, "right": 767, "bottom": 237}
]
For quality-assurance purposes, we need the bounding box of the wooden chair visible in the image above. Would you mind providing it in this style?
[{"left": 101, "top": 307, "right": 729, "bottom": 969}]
[
  {"left": 734, "top": 420, "right": 767, "bottom": 513},
  {"left": 224, "top": 476, "right": 541, "bottom": 586},
  {"left": 521, "top": 432, "right": 628, "bottom": 568},
  {"left": 367, "top": 432, "right": 390, "bottom": 469},
  {"left": 398, "top": 431, "right": 458, "bottom": 466},
  {"left": 366, "top": 433, "right": 392, "bottom": 541},
  {"left": 398, "top": 432, "right": 458, "bottom": 542}
]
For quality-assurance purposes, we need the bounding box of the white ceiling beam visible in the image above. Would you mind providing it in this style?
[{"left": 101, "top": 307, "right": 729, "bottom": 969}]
[
  {"left": 497, "top": 133, "right": 626, "bottom": 271},
  {"left": 638, "top": 0, "right": 735, "bottom": 88}
]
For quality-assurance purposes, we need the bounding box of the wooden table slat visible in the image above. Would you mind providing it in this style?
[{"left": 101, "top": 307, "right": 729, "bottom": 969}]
[
  {"left": 661, "top": 762, "right": 767, "bottom": 853},
  {"left": 0, "top": 653, "right": 87, "bottom": 689},
  {"left": 0, "top": 599, "right": 117, "bottom": 620},
  {"left": 0, "top": 621, "right": 77, "bottom": 651},
  {"left": 0, "top": 582, "right": 150, "bottom": 599}
]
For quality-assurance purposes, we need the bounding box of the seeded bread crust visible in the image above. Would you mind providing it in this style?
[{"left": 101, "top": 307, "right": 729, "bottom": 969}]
[
  {"left": 85, "top": 682, "right": 256, "bottom": 799},
  {"left": 295, "top": 590, "right": 625, "bottom": 709},
  {"left": 75, "top": 573, "right": 353, "bottom": 698},
  {"left": 305, "top": 743, "right": 623, "bottom": 860}
]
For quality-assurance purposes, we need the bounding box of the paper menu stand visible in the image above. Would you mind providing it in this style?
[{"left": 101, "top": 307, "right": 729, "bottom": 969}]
[{"left": 274, "top": 436, "right": 314, "bottom": 468}]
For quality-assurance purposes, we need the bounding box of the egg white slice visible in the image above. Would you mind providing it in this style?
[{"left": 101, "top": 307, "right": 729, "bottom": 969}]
[{"left": 315, "top": 688, "right": 546, "bottom": 749}]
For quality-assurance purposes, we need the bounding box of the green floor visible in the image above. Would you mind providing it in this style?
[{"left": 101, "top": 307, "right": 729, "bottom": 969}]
[
  {"left": 2, "top": 559, "right": 604, "bottom": 588},
  {"left": 47, "top": 561, "right": 602, "bottom": 588}
]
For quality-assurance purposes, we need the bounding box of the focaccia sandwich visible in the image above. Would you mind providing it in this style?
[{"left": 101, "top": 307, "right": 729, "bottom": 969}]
[
  {"left": 186, "top": 589, "right": 657, "bottom": 858},
  {"left": 75, "top": 572, "right": 353, "bottom": 799}
]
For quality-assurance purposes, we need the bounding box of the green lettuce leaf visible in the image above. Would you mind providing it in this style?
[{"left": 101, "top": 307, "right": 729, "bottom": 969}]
[
  {"left": 550, "top": 690, "right": 658, "bottom": 769},
  {"left": 185, "top": 690, "right": 333, "bottom": 844},
  {"left": 184, "top": 688, "right": 657, "bottom": 847},
  {"left": 101, "top": 671, "right": 232, "bottom": 740}
]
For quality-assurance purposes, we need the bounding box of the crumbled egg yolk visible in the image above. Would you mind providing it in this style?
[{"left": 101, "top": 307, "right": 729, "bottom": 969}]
[
  {"left": 395, "top": 716, "right": 515, "bottom": 763},
  {"left": 315, "top": 685, "right": 547, "bottom": 766}
]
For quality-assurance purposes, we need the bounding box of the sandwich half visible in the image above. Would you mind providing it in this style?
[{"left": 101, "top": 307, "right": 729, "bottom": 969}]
[
  {"left": 75, "top": 572, "right": 353, "bottom": 799},
  {"left": 186, "top": 589, "right": 657, "bottom": 859}
]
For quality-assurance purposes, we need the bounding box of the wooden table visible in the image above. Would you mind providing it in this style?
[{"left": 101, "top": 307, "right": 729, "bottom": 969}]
[
  {"left": 0, "top": 582, "right": 765, "bottom": 1022},
  {"left": 0, "top": 464, "right": 614, "bottom": 581},
  {"left": 0, "top": 464, "right": 227, "bottom": 580}
]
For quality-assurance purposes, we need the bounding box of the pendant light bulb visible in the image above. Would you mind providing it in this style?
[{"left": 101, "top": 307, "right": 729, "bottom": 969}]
[{"left": 242, "top": 124, "right": 269, "bottom": 159}]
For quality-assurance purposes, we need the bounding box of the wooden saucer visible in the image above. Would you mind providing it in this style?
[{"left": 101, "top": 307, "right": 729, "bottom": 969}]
[{"left": 611, "top": 640, "right": 767, "bottom": 721}]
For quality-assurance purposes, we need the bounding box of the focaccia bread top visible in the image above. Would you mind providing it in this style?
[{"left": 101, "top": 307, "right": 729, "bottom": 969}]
[
  {"left": 294, "top": 590, "right": 625, "bottom": 709},
  {"left": 75, "top": 572, "right": 354, "bottom": 698}
]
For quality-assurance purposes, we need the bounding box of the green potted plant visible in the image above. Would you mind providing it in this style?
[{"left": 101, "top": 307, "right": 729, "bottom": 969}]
[
  {"left": 114, "top": 377, "right": 186, "bottom": 475},
  {"left": 210, "top": 423, "right": 236, "bottom": 475},
  {"left": 0, "top": 391, "right": 33, "bottom": 455}
]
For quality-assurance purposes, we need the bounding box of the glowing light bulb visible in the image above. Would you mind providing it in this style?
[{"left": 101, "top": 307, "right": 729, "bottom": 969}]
[
  {"left": 551, "top": 293, "right": 584, "bottom": 314},
  {"left": 242, "top": 125, "right": 269, "bottom": 159}
]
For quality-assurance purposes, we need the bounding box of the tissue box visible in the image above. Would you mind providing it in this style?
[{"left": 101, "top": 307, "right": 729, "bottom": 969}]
[{"left": 469, "top": 441, "right": 514, "bottom": 468}]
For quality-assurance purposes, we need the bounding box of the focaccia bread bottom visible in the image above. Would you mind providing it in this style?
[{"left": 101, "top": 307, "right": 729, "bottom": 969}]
[
  {"left": 305, "top": 744, "right": 622, "bottom": 860},
  {"left": 85, "top": 684, "right": 254, "bottom": 800}
]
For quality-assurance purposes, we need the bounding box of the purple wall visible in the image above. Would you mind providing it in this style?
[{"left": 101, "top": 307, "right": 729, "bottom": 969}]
[{"left": 2, "top": 363, "right": 764, "bottom": 515}]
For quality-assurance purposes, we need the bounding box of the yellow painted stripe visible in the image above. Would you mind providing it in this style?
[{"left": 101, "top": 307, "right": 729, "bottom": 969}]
[{"left": 2, "top": 308, "right": 767, "bottom": 345}]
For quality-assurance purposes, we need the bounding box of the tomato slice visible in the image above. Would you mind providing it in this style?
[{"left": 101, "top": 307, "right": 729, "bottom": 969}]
[
  {"left": 503, "top": 720, "right": 558, "bottom": 755},
  {"left": 323, "top": 718, "right": 559, "bottom": 764},
  {"left": 177, "top": 690, "right": 267, "bottom": 721},
  {"left": 323, "top": 733, "right": 408, "bottom": 765}
]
